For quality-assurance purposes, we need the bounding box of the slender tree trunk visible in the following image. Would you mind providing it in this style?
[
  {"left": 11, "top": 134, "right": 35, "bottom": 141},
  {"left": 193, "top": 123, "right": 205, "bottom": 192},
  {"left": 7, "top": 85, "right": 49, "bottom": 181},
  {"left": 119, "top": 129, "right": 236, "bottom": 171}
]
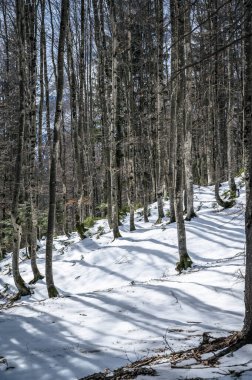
[
  {"left": 48, "top": 0, "right": 57, "bottom": 82},
  {"left": 184, "top": 3, "right": 196, "bottom": 221},
  {"left": 11, "top": 0, "right": 31, "bottom": 297},
  {"left": 42, "top": 0, "right": 52, "bottom": 155},
  {"left": 45, "top": 0, "right": 69, "bottom": 298},
  {"left": 227, "top": 38, "right": 236, "bottom": 194},
  {"left": 206, "top": 73, "right": 215, "bottom": 185},
  {"left": 171, "top": 0, "right": 192, "bottom": 272},
  {"left": 66, "top": 19, "right": 79, "bottom": 192},
  {"left": 108, "top": 0, "right": 121, "bottom": 239},
  {"left": 38, "top": 0, "right": 44, "bottom": 170},
  {"left": 127, "top": 11, "right": 135, "bottom": 232},
  {"left": 243, "top": 0, "right": 252, "bottom": 343},
  {"left": 77, "top": 0, "right": 86, "bottom": 221},
  {"left": 155, "top": 0, "right": 165, "bottom": 223},
  {"left": 27, "top": 0, "right": 44, "bottom": 284},
  {"left": 167, "top": 2, "right": 176, "bottom": 224},
  {"left": 206, "top": 6, "right": 216, "bottom": 186}
]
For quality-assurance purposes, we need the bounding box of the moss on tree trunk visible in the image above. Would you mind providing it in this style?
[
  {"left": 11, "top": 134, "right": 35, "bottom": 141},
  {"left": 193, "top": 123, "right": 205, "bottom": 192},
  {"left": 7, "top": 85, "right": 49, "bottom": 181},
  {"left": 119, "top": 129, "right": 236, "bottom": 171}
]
[{"left": 176, "top": 254, "right": 193, "bottom": 273}]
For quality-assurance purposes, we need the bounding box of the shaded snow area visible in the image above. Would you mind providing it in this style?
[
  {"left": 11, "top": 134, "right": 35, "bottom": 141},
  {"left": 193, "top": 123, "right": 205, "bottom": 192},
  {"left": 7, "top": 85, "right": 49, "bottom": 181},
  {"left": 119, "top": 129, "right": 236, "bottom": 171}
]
[{"left": 1, "top": 180, "right": 252, "bottom": 379}]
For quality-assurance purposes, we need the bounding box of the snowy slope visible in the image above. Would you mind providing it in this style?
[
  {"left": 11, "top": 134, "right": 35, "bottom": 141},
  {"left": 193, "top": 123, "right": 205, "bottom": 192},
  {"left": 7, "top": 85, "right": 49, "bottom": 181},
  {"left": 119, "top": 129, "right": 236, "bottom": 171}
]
[{"left": 0, "top": 180, "right": 251, "bottom": 380}]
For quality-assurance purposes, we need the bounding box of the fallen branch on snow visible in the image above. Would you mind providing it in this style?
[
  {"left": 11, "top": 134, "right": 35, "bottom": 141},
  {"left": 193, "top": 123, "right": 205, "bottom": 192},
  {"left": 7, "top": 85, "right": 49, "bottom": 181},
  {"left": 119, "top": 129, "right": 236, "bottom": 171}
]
[{"left": 79, "top": 331, "right": 247, "bottom": 379}]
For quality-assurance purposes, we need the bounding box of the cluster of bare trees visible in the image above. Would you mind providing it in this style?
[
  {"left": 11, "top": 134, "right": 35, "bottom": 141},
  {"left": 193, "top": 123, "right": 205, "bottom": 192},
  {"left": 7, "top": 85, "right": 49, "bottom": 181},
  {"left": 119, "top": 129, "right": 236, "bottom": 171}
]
[{"left": 0, "top": 0, "right": 252, "bottom": 341}]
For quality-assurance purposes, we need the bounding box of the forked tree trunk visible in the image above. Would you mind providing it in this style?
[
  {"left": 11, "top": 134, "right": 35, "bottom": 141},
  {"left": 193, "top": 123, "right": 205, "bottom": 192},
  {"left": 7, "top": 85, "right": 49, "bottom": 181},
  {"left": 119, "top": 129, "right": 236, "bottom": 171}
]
[{"left": 45, "top": 0, "right": 69, "bottom": 298}]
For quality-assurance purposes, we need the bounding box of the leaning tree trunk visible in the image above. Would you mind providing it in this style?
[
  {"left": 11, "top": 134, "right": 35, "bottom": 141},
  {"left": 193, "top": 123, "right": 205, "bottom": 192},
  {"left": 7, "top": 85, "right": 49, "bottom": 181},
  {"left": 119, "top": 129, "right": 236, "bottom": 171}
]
[
  {"left": 11, "top": 0, "right": 31, "bottom": 297},
  {"left": 45, "top": 0, "right": 69, "bottom": 298},
  {"left": 243, "top": 0, "right": 252, "bottom": 343},
  {"left": 171, "top": 0, "right": 192, "bottom": 273}
]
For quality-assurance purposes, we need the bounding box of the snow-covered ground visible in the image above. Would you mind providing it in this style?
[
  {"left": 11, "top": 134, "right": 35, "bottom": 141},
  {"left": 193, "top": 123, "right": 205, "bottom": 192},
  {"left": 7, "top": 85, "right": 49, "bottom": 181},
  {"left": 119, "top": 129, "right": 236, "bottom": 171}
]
[{"left": 1, "top": 179, "right": 252, "bottom": 380}]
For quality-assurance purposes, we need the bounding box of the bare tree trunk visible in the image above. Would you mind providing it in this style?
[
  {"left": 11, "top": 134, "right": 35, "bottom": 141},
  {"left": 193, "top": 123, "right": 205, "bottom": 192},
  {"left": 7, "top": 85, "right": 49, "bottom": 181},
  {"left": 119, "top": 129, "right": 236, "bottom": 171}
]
[
  {"left": 27, "top": 1, "right": 44, "bottom": 283},
  {"left": 243, "top": 0, "right": 252, "bottom": 343},
  {"left": 92, "top": 0, "right": 112, "bottom": 227},
  {"left": 11, "top": 0, "right": 31, "bottom": 297},
  {"left": 66, "top": 18, "right": 80, "bottom": 200},
  {"left": 171, "top": 0, "right": 192, "bottom": 272},
  {"left": 215, "top": 182, "right": 234, "bottom": 208},
  {"left": 108, "top": 0, "right": 121, "bottom": 239},
  {"left": 155, "top": 0, "right": 165, "bottom": 223},
  {"left": 77, "top": 0, "right": 87, "bottom": 221},
  {"left": 167, "top": 1, "right": 176, "bottom": 224},
  {"left": 45, "top": 0, "right": 69, "bottom": 298},
  {"left": 227, "top": 35, "right": 236, "bottom": 194},
  {"left": 42, "top": 0, "right": 52, "bottom": 155},
  {"left": 48, "top": 0, "right": 57, "bottom": 82},
  {"left": 206, "top": 75, "right": 215, "bottom": 185},
  {"left": 184, "top": 4, "right": 196, "bottom": 221},
  {"left": 127, "top": 10, "right": 135, "bottom": 232},
  {"left": 206, "top": 6, "right": 216, "bottom": 186},
  {"left": 38, "top": 0, "right": 44, "bottom": 170}
]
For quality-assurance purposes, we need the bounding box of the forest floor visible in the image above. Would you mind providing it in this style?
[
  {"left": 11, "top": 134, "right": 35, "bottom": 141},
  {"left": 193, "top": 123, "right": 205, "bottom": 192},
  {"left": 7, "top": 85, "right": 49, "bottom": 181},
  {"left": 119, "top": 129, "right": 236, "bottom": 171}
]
[{"left": 1, "top": 179, "right": 252, "bottom": 380}]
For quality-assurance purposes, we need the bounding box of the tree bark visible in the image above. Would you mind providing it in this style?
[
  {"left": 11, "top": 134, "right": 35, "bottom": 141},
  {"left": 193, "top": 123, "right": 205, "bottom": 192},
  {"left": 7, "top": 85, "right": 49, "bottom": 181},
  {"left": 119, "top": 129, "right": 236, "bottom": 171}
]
[
  {"left": 11, "top": 0, "right": 31, "bottom": 296},
  {"left": 227, "top": 33, "right": 236, "bottom": 194},
  {"left": 171, "top": 0, "right": 192, "bottom": 272},
  {"left": 127, "top": 10, "right": 136, "bottom": 232},
  {"left": 27, "top": 0, "right": 44, "bottom": 284},
  {"left": 184, "top": 3, "right": 196, "bottom": 221},
  {"left": 243, "top": 0, "right": 252, "bottom": 343},
  {"left": 108, "top": 0, "right": 121, "bottom": 239},
  {"left": 155, "top": 0, "right": 165, "bottom": 223},
  {"left": 45, "top": 0, "right": 69, "bottom": 298}
]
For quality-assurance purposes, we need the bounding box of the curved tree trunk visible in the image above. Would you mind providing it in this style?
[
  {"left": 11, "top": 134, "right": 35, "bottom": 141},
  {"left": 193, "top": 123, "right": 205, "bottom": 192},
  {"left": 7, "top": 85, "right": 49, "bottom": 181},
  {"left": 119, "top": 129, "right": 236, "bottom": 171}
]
[
  {"left": 215, "top": 181, "right": 234, "bottom": 209},
  {"left": 45, "top": 0, "right": 69, "bottom": 298}
]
